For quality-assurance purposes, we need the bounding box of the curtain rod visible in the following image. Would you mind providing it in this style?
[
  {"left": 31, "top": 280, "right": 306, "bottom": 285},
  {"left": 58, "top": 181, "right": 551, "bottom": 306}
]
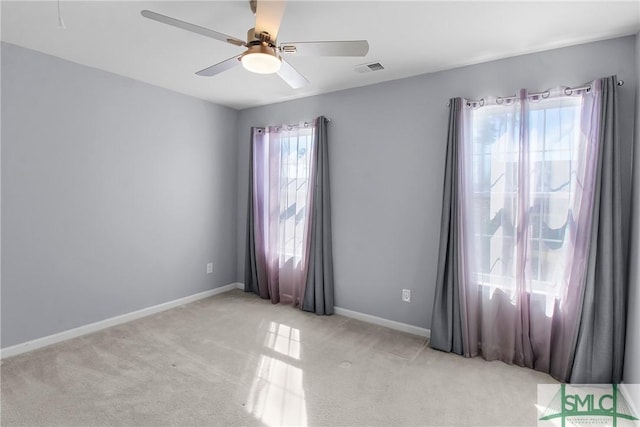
[
  {"left": 448, "top": 80, "right": 624, "bottom": 108},
  {"left": 258, "top": 118, "right": 332, "bottom": 132},
  {"left": 271, "top": 117, "right": 332, "bottom": 129}
]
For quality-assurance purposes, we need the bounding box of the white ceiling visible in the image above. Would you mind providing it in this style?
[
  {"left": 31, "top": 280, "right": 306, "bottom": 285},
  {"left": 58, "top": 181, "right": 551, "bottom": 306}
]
[{"left": 2, "top": 1, "right": 639, "bottom": 110}]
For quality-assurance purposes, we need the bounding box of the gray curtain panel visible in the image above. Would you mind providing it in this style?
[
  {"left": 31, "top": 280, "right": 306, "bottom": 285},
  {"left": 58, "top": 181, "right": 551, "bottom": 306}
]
[
  {"left": 302, "top": 116, "right": 335, "bottom": 315},
  {"left": 244, "top": 128, "right": 257, "bottom": 294},
  {"left": 429, "top": 98, "right": 465, "bottom": 355},
  {"left": 244, "top": 128, "right": 268, "bottom": 298},
  {"left": 570, "top": 76, "right": 627, "bottom": 384}
]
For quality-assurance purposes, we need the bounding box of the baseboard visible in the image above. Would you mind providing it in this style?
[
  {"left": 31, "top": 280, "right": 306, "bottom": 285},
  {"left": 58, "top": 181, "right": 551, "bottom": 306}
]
[
  {"left": 1, "top": 283, "right": 428, "bottom": 358},
  {"left": 620, "top": 382, "right": 640, "bottom": 419},
  {"left": 0, "top": 282, "right": 243, "bottom": 359},
  {"left": 334, "top": 306, "right": 430, "bottom": 338},
  {"left": 232, "top": 282, "right": 427, "bottom": 338}
]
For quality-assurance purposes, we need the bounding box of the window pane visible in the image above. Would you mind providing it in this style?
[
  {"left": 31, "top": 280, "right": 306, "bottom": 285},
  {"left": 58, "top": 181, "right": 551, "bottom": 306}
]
[
  {"left": 470, "top": 104, "right": 521, "bottom": 293},
  {"left": 277, "top": 129, "right": 314, "bottom": 268},
  {"left": 527, "top": 98, "right": 581, "bottom": 296}
]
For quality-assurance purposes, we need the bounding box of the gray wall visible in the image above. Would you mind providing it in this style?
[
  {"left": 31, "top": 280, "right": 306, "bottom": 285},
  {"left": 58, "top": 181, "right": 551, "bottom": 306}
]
[
  {"left": 1, "top": 42, "right": 239, "bottom": 348},
  {"left": 623, "top": 32, "right": 640, "bottom": 408},
  {"left": 237, "top": 36, "right": 638, "bottom": 331},
  {"left": 2, "top": 33, "right": 637, "bottom": 377}
]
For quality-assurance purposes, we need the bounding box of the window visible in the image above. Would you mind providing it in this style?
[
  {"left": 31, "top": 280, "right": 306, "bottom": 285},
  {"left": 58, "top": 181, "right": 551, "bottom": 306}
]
[
  {"left": 466, "top": 94, "right": 588, "bottom": 313},
  {"left": 250, "top": 124, "right": 317, "bottom": 304}
]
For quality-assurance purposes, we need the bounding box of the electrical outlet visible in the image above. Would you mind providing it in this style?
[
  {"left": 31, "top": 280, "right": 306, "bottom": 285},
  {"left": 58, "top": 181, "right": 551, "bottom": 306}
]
[
  {"left": 402, "top": 289, "right": 411, "bottom": 303},
  {"left": 206, "top": 263, "right": 213, "bottom": 274}
]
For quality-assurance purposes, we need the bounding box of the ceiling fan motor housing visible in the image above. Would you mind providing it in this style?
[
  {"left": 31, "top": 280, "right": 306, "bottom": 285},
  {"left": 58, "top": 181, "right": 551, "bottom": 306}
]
[{"left": 246, "top": 28, "right": 275, "bottom": 46}]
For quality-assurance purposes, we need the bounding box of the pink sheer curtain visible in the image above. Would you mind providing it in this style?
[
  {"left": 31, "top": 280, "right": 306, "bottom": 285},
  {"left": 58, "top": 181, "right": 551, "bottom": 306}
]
[
  {"left": 251, "top": 124, "right": 317, "bottom": 305},
  {"left": 457, "top": 86, "right": 600, "bottom": 379}
]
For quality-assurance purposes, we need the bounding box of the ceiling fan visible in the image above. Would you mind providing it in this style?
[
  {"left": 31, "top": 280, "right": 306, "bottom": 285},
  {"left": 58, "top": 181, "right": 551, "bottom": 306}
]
[{"left": 141, "top": 0, "right": 369, "bottom": 89}]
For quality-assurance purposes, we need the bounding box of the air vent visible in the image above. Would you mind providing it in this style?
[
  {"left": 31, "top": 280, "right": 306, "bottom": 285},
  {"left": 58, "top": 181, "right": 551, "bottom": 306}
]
[{"left": 354, "top": 62, "right": 385, "bottom": 74}]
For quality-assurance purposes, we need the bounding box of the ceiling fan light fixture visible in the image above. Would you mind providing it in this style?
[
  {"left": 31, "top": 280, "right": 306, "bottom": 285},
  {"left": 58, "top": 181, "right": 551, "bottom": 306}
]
[{"left": 241, "top": 45, "right": 281, "bottom": 74}]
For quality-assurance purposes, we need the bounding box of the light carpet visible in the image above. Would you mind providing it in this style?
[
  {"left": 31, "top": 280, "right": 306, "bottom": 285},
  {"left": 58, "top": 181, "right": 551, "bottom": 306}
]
[{"left": 1, "top": 289, "right": 556, "bottom": 426}]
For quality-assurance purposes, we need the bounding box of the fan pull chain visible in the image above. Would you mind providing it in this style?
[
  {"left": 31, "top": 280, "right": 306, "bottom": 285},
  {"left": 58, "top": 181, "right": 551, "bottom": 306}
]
[{"left": 57, "top": 0, "right": 66, "bottom": 29}]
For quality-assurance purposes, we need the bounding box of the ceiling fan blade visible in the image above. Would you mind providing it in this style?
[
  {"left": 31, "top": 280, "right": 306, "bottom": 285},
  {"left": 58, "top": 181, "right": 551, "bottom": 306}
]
[
  {"left": 196, "top": 55, "right": 242, "bottom": 77},
  {"left": 254, "top": 1, "right": 286, "bottom": 41},
  {"left": 277, "top": 59, "right": 309, "bottom": 89},
  {"left": 141, "top": 10, "right": 246, "bottom": 47},
  {"left": 279, "top": 40, "right": 369, "bottom": 57}
]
